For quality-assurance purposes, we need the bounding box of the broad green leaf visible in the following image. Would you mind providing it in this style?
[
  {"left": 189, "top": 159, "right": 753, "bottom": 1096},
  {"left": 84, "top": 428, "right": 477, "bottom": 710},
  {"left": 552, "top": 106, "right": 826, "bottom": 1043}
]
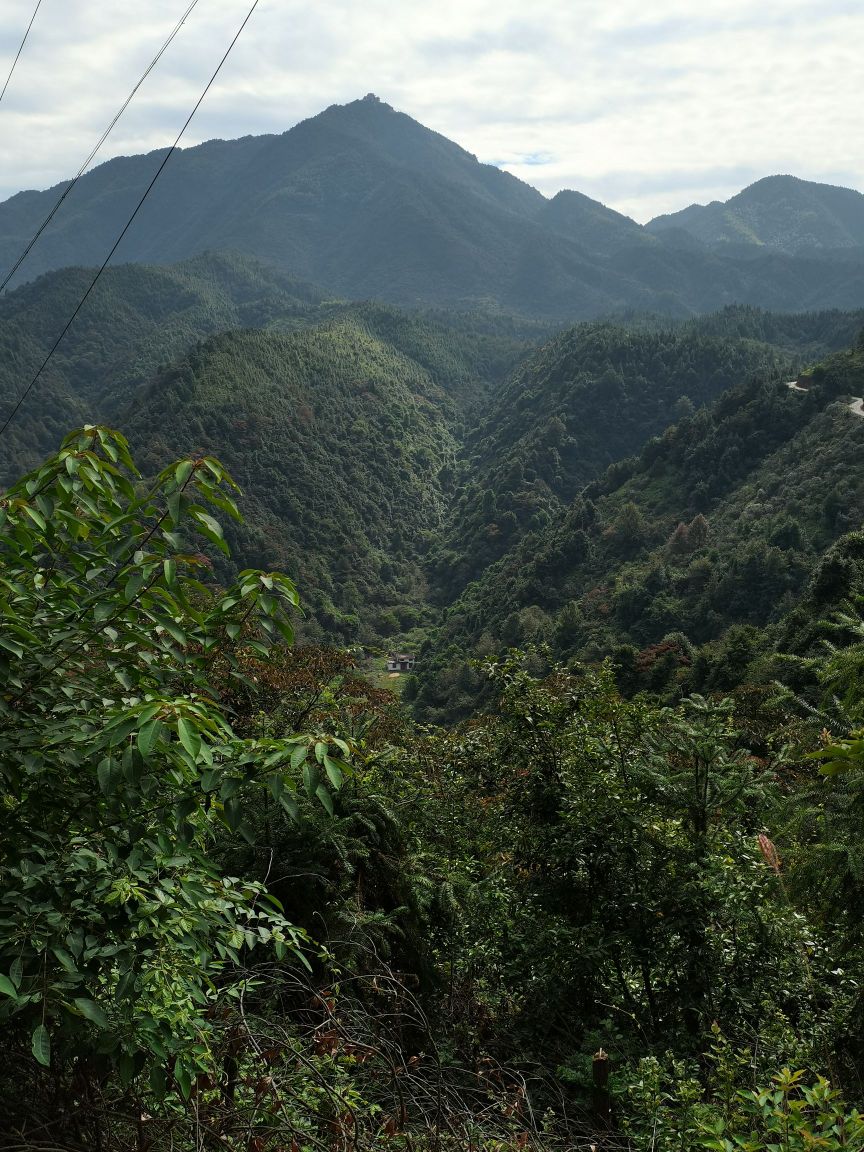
[
  {"left": 223, "top": 796, "right": 243, "bottom": 831},
  {"left": 0, "top": 635, "right": 24, "bottom": 659},
  {"left": 279, "top": 792, "right": 299, "bottom": 821},
  {"left": 177, "top": 717, "right": 201, "bottom": 761},
  {"left": 137, "top": 719, "right": 160, "bottom": 759},
  {"left": 97, "top": 758, "right": 118, "bottom": 796},
  {"left": 74, "top": 998, "right": 109, "bottom": 1029},
  {"left": 150, "top": 1063, "right": 166, "bottom": 1102},
  {"left": 220, "top": 775, "right": 240, "bottom": 801},
  {"left": 117, "top": 1050, "right": 135, "bottom": 1087},
  {"left": 323, "top": 755, "right": 344, "bottom": 789},
  {"left": 302, "top": 760, "right": 319, "bottom": 797},
  {"left": 124, "top": 571, "right": 144, "bottom": 603},
  {"left": 32, "top": 1025, "right": 50, "bottom": 1066},
  {"left": 174, "top": 460, "right": 194, "bottom": 488},
  {"left": 315, "top": 783, "right": 334, "bottom": 816},
  {"left": 159, "top": 618, "right": 186, "bottom": 646},
  {"left": 0, "top": 973, "right": 18, "bottom": 998},
  {"left": 22, "top": 505, "right": 47, "bottom": 531},
  {"left": 52, "top": 947, "right": 78, "bottom": 973},
  {"left": 174, "top": 1058, "right": 192, "bottom": 1100}
]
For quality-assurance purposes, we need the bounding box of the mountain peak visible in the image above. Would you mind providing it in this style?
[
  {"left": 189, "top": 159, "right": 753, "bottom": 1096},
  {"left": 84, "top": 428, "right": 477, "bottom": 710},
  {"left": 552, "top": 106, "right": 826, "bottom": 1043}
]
[
  {"left": 647, "top": 174, "right": 864, "bottom": 253},
  {"left": 538, "top": 189, "right": 646, "bottom": 256}
]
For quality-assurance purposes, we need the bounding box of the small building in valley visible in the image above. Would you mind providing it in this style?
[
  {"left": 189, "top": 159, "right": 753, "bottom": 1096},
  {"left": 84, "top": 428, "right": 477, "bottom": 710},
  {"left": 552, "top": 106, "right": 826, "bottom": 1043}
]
[{"left": 386, "top": 653, "right": 416, "bottom": 673}]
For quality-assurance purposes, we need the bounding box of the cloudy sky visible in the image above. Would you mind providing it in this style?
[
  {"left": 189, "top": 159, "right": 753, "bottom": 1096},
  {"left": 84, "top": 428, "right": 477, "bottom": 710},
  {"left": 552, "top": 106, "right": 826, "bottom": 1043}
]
[{"left": 0, "top": 0, "right": 861, "bottom": 222}]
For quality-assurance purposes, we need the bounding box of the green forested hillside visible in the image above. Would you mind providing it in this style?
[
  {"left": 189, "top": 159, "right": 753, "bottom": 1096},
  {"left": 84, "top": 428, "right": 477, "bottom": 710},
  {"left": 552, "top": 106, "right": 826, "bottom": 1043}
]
[
  {"left": 429, "top": 323, "right": 791, "bottom": 596},
  {"left": 116, "top": 316, "right": 476, "bottom": 645},
  {"left": 5, "top": 421, "right": 864, "bottom": 1152},
  {"left": 5, "top": 252, "right": 861, "bottom": 674},
  {"left": 416, "top": 340, "right": 864, "bottom": 719},
  {"left": 6, "top": 60, "right": 864, "bottom": 1152},
  {"left": 0, "top": 252, "right": 323, "bottom": 479},
  {"left": 429, "top": 307, "right": 864, "bottom": 599},
  {"left": 0, "top": 251, "right": 543, "bottom": 475}
]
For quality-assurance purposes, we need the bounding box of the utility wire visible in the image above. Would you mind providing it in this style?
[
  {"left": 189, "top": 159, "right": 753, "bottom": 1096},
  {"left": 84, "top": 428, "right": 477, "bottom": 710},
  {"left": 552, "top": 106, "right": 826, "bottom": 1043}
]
[
  {"left": 0, "top": 0, "right": 261, "bottom": 443},
  {"left": 0, "top": 0, "right": 42, "bottom": 108},
  {"left": 0, "top": 0, "right": 200, "bottom": 294}
]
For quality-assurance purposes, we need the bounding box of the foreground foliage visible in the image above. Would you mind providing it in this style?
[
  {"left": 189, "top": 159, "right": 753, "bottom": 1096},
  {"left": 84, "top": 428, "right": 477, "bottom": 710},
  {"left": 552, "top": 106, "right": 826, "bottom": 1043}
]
[
  {"left": 2, "top": 430, "right": 864, "bottom": 1152},
  {"left": 0, "top": 428, "right": 349, "bottom": 1130}
]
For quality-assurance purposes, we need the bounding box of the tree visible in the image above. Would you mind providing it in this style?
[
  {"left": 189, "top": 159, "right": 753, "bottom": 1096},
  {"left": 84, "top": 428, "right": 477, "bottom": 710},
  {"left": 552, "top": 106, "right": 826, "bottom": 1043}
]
[
  {"left": 0, "top": 427, "right": 350, "bottom": 1113},
  {"left": 668, "top": 520, "right": 691, "bottom": 556},
  {"left": 688, "top": 512, "right": 710, "bottom": 548},
  {"left": 612, "top": 501, "right": 647, "bottom": 555}
]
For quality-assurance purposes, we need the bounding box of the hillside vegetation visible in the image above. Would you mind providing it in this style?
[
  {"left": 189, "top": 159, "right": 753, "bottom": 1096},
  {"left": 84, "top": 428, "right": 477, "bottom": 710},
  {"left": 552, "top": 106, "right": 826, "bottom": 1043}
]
[
  {"left": 3, "top": 227, "right": 864, "bottom": 1150},
  {"left": 106, "top": 293, "right": 547, "bottom": 646},
  {"left": 4, "top": 419, "right": 864, "bottom": 1152},
  {"left": 0, "top": 252, "right": 323, "bottom": 478},
  {"left": 416, "top": 340, "right": 864, "bottom": 719}
]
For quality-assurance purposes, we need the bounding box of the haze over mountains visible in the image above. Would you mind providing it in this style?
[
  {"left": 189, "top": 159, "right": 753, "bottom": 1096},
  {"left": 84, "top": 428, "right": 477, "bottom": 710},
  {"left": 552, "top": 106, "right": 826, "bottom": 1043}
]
[{"left": 2, "top": 95, "right": 864, "bottom": 319}]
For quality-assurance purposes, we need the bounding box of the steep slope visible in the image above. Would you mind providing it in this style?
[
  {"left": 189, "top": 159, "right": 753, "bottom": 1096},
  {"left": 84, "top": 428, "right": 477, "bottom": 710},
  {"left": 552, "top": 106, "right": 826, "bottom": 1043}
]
[
  {"left": 416, "top": 339, "right": 864, "bottom": 719},
  {"left": 3, "top": 99, "right": 864, "bottom": 317},
  {"left": 647, "top": 176, "right": 864, "bottom": 254},
  {"left": 0, "top": 253, "right": 544, "bottom": 485},
  {"left": 0, "top": 253, "right": 324, "bottom": 481},
  {"left": 0, "top": 96, "right": 641, "bottom": 315},
  {"left": 111, "top": 313, "right": 504, "bottom": 646},
  {"left": 429, "top": 322, "right": 794, "bottom": 597},
  {"left": 536, "top": 189, "right": 649, "bottom": 256}
]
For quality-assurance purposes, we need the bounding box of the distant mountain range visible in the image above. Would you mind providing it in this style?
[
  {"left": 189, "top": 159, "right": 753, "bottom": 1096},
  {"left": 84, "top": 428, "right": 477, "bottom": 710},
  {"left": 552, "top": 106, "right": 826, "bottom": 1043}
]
[{"left": 1, "top": 95, "right": 863, "bottom": 319}]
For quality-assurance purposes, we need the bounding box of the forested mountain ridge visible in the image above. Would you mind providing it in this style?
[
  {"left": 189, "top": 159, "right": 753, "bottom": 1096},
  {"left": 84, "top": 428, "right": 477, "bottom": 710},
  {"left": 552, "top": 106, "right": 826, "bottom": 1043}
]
[
  {"left": 429, "top": 323, "right": 792, "bottom": 596},
  {"left": 114, "top": 316, "right": 477, "bottom": 646},
  {"left": 3, "top": 96, "right": 864, "bottom": 317},
  {"left": 3, "top": 248, "right": 863, "bottom": 665},
  {"left": 0, "top": 252, "right": 544, "bottom": 482},
  {"left": 415, "top": 338, "right": 864, "bottom": 719},
  {"left": 3, "top": 237, "right": 864, "bottom": 1148},
  {"left": 0, "top": 252, "right": 324, "bottom": 478},
  {"left": 427, "top": 306, "right": 864, "bottom": 598},
  {"left": 647, "top": 174, "right": 864, "bottom": 253}
]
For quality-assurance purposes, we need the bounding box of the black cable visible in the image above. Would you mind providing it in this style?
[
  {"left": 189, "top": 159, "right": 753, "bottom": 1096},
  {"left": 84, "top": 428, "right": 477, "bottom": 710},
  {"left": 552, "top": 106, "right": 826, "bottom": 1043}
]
[
  {"left": 0, "top": 0, "right": 42, "bottom": 108},
  {"left": 0, "top": 0, "right": 200, "bottom": 294},
  {"left": 0, "top": 0, "right": 261, "bottom": 443}
]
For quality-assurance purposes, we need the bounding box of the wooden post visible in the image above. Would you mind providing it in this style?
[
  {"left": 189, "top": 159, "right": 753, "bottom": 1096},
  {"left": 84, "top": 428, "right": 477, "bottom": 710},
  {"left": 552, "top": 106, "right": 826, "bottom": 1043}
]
[{"left": 592, "top": 1047, "right": 612, "bottom": 1134}]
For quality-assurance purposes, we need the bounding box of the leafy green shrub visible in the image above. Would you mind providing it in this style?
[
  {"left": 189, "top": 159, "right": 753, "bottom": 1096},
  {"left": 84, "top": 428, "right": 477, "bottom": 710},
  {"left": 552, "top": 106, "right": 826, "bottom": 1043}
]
[
  {"left": 0, "top": 426, "right": 350, "bottom": 1111},
  {"left": 623, "top": 1056, "right": 864, "bottom": 1151}
]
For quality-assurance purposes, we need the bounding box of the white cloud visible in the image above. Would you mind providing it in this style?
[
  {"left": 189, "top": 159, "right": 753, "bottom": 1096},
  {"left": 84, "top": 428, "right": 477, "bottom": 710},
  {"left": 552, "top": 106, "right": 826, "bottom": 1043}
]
[{"left": 0, "top": 0, "right": 861, "bottom": 222}]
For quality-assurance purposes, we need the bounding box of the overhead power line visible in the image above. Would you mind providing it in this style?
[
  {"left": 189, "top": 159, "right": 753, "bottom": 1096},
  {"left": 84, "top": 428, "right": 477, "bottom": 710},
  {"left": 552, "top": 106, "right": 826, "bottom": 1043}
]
[
  {"left": 0, "top": 0, "right": 200, "bottom": 294},
  {"left": 0, "top": 0, "right": 42, "bottom": 108},
  {"left": 0, "top": 0, "right": 261, "bottom": 443}
]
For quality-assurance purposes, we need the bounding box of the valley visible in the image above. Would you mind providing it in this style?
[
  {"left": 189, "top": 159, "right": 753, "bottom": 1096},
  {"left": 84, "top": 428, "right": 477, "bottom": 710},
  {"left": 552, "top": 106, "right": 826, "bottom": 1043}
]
[{"left": 2, "top": 95, "right": 864, "bottom": 1152}]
